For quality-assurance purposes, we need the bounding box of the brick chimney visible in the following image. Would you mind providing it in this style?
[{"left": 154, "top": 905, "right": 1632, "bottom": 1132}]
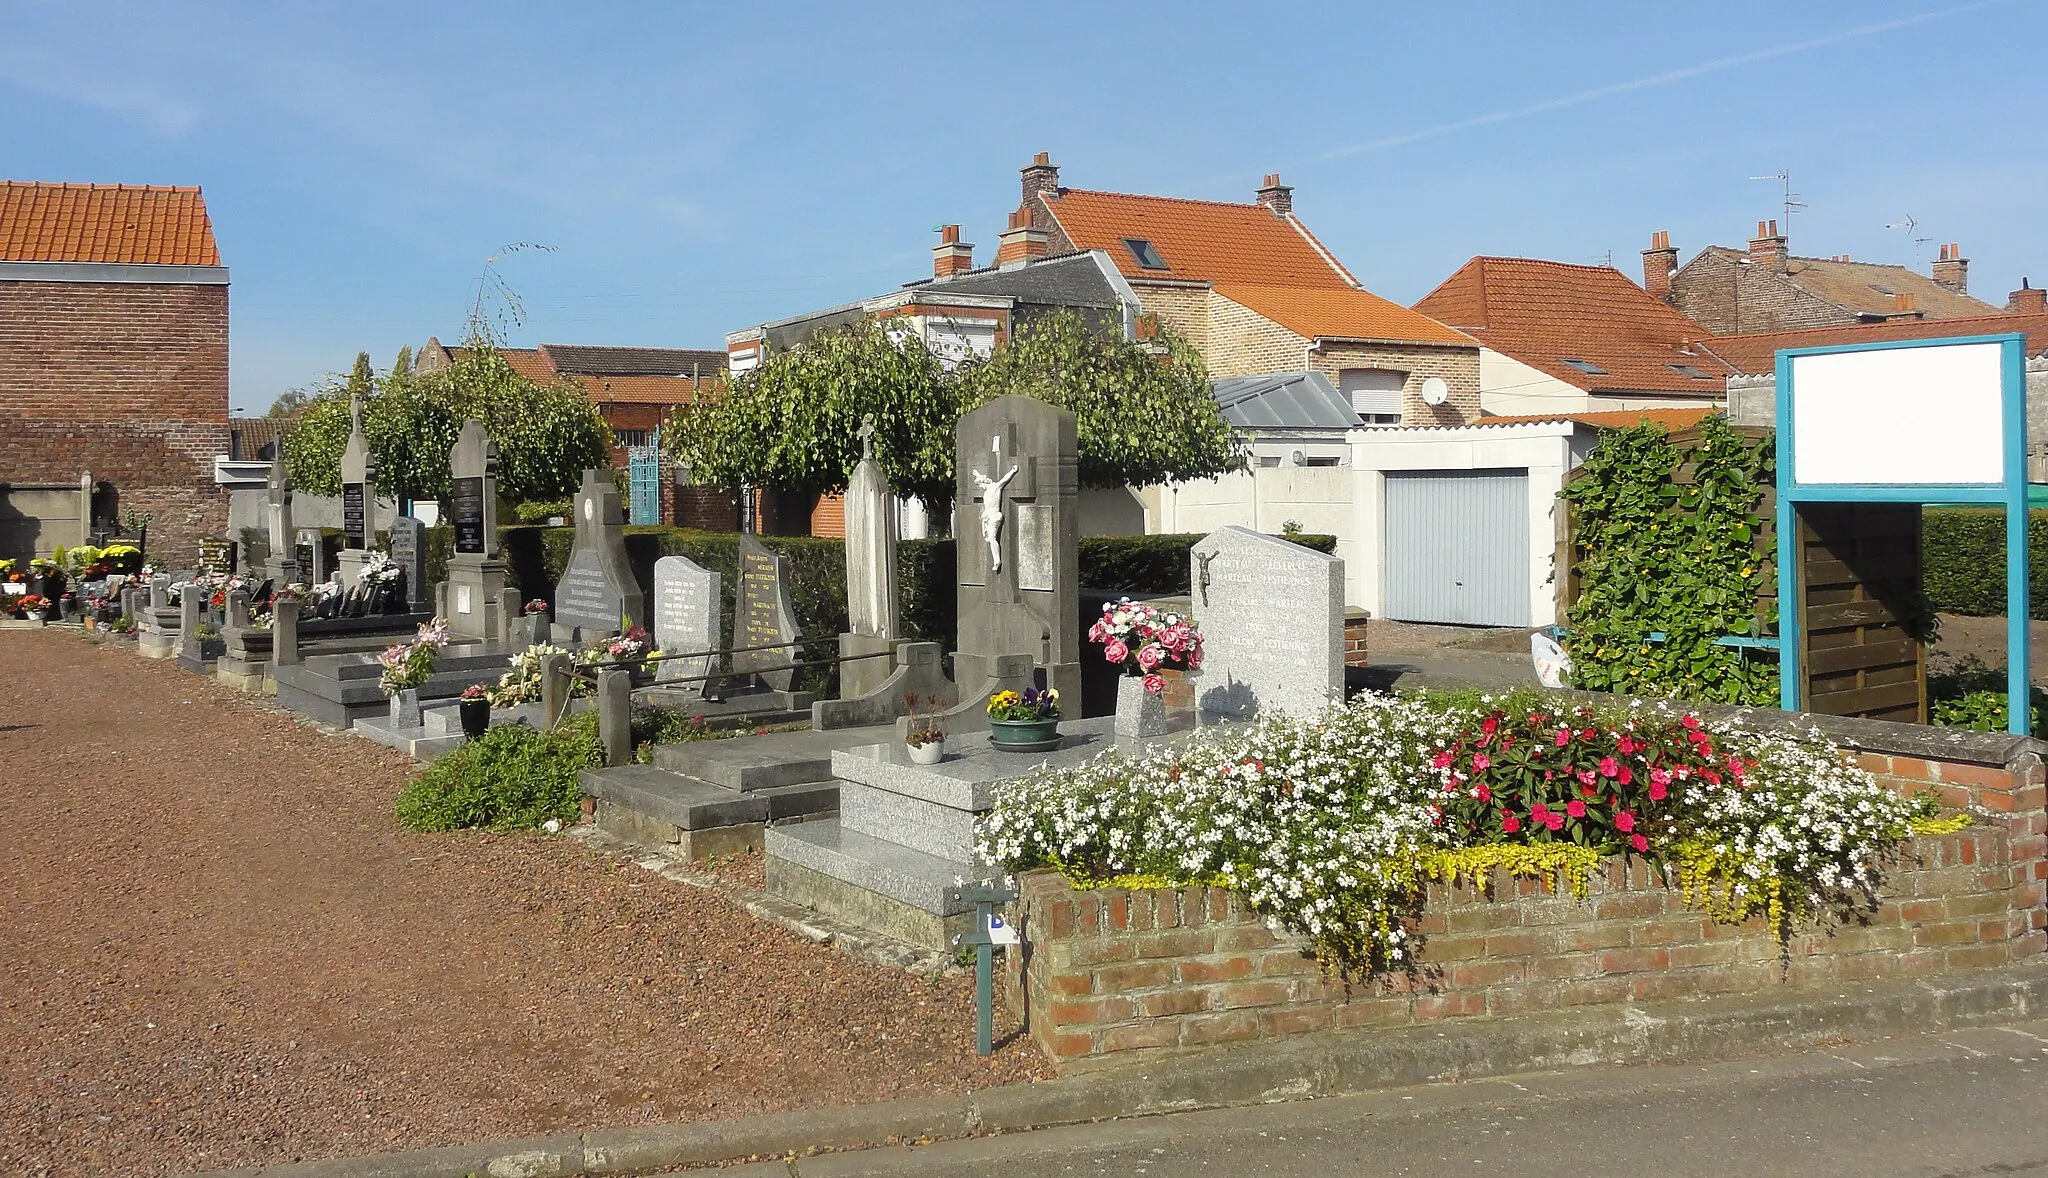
[
  {"left": 1892, "top": 291, "right": 1919, "bottom": 315},
  {"left": 1748, "top": 219, "right": 1787, "bottom": 271},
  {"left": 1642, "top": 230, "right": 1678, "bottom": 298},
  {"left": 995, "top": 208, "right": 1049, "bottom": 267},
  {"left": 1255, "top": 173, "right": 1293, "bottom": 216},
  {"left": 1932, "top": 242, "right": 1969, "bottom": 294},
  {"left": 932, "top": 224, "right": 973, "bottom": 280},
  {"left": 1020, "top": 151, "right": 1060, "bottom": 212},
  {"left": 2010, "top": 279, "right": 2046, "bottom": 314}
]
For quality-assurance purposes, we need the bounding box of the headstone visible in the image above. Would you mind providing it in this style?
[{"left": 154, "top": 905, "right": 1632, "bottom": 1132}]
[
  {"left": 295, "top": 529, "right": 324, "bottom": 586},
  {"left": 552, "top": 468, "right": 645, "bottom": 637},
  {"left": 441, "top": 418, "right": 507, "bottom": 642},
  {"left": 273, "top": 596, "right": 301, "bottom": 666},
  {"left": 387, "top": 516, "right": 427, "bottom": 612},
  {"left": 339, "top": 392, "right": 373, "bottom": 551},
  {"left": 953, "top": 395, "right": 1081, "bottom": 704},
  {"left": 840, "top": 417, "right": 899, "bottom": 700},
  {"left": 730, "top": 535, "right": 801, "bottom": 693},
  {"left": 1188, "top": 525, "right": 1344, "bottom": 723},
  {"left": 653, "top": 555, "right": 721, "bottom": 694}
]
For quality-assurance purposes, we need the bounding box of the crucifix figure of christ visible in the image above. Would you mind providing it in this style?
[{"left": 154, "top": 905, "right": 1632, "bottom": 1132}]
[
  {"left": 857, "top": 415, "right": 876, "bottom": 464},
  {"left": 972, "top": 432, "right": 1020, "bottom": 575}
]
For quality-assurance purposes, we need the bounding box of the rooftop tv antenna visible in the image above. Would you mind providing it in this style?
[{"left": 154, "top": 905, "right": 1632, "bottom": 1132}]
[{"left": 1749, "top": 169, "right": 1807, "bottom": 225}]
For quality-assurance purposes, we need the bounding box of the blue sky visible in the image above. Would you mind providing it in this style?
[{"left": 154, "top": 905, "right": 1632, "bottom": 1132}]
[{"left": 4, "top": 0, "right": 2042, "bottom": 414}]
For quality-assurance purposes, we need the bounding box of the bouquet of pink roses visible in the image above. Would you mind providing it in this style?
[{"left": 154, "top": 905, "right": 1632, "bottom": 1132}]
[{"left": 1088, "top": 597, "right": 1202, "bottom": 694}]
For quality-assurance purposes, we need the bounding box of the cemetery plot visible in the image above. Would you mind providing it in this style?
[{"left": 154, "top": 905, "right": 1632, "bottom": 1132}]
[{"left": 0, "top": 629, "right": 1044, "bottom": 1178}]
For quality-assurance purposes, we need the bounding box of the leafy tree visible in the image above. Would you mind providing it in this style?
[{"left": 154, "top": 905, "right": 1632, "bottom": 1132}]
[
  {"left": 283, "top": 338, "right": 612, "bottom": 504},
  {"left": 392, "top": 344, "right": 414, "bottom": 381},
  {"left": 265, "top": 385, "right": 320, "bottom": 418},
  {"left": 957, "top": 309, "right": 1244, "bottom": 488},
  {"left": 666, "top": 318, "right": 957, "bottom": 504},
  {"left": 667, "top": 309, "right": 1245, "bottom": 503}
]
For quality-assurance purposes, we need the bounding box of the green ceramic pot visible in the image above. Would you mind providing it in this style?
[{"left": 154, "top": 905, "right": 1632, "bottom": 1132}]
[{"left": 988, "top": 717, "right": 1061, "bottom": 748}]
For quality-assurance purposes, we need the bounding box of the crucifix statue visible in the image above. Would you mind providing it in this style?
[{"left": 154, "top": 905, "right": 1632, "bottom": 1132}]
[
  {"left": 348, "top": 389, "right": 364, "bottom": 435},
  {"left": 857, "top": 415, "right": 876, "bottom": 464},
  {"left": 972, "top": 433, "right": 1020, "bottom": 574}
]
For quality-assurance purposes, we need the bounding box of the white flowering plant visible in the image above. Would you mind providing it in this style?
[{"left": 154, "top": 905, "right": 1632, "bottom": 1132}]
[{"left": 977, "top": 689, "right": 1961, "bottom": 975}]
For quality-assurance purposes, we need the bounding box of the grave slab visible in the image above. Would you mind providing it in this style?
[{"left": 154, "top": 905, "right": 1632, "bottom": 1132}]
[{"left": 1189, "top": 524, "right": 1345, "bottom": 723}]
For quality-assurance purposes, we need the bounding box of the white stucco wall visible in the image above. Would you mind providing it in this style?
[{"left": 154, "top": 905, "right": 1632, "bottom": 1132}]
[{"left": 1477, "top": 349, "right": 1593, "bottom": 416}]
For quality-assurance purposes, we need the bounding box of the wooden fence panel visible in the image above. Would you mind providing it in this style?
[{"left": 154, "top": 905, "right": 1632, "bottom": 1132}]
[{"left": 1796, "top": 502, "right": 1926, "bottom": 724}]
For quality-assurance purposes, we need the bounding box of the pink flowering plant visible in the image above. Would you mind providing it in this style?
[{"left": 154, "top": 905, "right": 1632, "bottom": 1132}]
[
  {"left": 1428, "top": 704, "right": 1745, "bottom": 857},
  {"left": 1088, "top": 597, "right": 1202, "bottom": 694},
  {"left": 377, "top": 617, "right": 452, "bottom": 695}
]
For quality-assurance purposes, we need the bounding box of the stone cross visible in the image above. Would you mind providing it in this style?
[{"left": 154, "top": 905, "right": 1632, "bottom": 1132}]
[{"left": 265, "top": 456, "right": 294, "bottom": 555}]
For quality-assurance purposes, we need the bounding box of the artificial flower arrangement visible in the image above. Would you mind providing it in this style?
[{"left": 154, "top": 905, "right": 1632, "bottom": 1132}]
[
  {"left": 98, "top": 544, "right": 143, "bottom": 574},
  {"left": 987, "top": 686, "right": 1061, "bottom": 722},
  {"left": 357, "top": 551, "right": 403, "bottom": 586},
  {"left": 1089, "top": 597, "right": 1203, "bottom": 695},
  {"left": 904, "top": 693, "right": 946, "bottom": 749},
  {"left": 0, "top": 559, "right": 14, "bottom": 576},
  {"left": 488, "top": 643, "right": 590, "bottom": 707},
  {"left": 460, "top": 683, "right": 490, "bottom": 702},
  {"left": 376, "top": 616, "right": 451, "bottom": 696},
  {"left": 978, "top": 689, "right": 1964, "bottom": 977},
  {"left": 523, "top": 598, "right": 550, "bottom": 616},
  {"left": 15, "top": 594, "right": 51, "bottom": 618},
  {"left": 604, "top": 625, "right": 654, "bottom": 662},
  {"left": 28, "top": 557, "right": 58, "bottom": 577}
]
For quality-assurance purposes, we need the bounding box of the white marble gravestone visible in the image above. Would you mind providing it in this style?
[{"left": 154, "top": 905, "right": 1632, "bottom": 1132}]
[
  {"left": 1189, "top": 525, "right": 1344, "bottom": 723},
  {"left": 653, "top": 554, "right": 720, "bottom": 694}
]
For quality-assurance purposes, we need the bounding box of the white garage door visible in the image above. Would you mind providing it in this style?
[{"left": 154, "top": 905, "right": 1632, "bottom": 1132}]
[{"left": 1384, "top": 469, "right": 1530, "bottom": 627}]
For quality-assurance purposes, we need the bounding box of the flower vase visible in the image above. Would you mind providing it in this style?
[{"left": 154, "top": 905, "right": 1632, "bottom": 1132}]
[
  {"left": 906, "top": 738, "right": 946, "bottom": 766},
  {"left": 1115, "top": 673, "right": 1168, "bottom": 739},
  {"left": 458, "top": 698, "right": 491, "bottom": 739},
  {"left": 24, "top": 610, "right": 45, "bottom": 623},
  {"left": 389, "top": 688, "right": 422, "bottom": 729}
]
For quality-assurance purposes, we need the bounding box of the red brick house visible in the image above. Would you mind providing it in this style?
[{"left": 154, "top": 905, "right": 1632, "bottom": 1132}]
[
  {"left": 0, "top": 182, "right": 229, "bottom": 561},
  {"left": 1649, "top": 220, "right": 2006, "bottom": 335}
]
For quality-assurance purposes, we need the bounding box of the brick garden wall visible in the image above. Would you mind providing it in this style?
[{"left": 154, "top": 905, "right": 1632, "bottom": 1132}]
[
  {"left": 0, "top": 280, "right": 229, "bottom": 561},
  {"left": 1005, "top": 720, "right": 2046, "bottom": 1065}
]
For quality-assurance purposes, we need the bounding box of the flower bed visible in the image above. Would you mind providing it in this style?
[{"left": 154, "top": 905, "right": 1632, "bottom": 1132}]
[{"left": 980, "top": 692, "right": 1974, "bottom": 975}]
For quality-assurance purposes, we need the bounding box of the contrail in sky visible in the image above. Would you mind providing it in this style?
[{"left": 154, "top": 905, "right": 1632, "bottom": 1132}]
[{"left": 1307, "top": 0, "right": 2010, "bottom": 163}]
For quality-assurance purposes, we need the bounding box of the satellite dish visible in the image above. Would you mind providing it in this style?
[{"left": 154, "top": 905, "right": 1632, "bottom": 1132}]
[{"left": 1420, "top": 376, "right": 1450, "bottom": 407}]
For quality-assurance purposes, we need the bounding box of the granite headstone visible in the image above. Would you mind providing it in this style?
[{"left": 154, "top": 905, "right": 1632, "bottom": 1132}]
[
  {"left": 1188, "top": 525, "right": 1344, "bottom": 723},
  {"left": 730, "top": 535, "right": 801, "bottom": 693},
  {"left": 653, "top": 555, "right": 720, "bottom": 693},
  {"left": 953, "top": 395, "right": 1080, "bottom": 704},
  {"left": 440, "top": 418, "right": 507, "bottom": 641},
  {"left": 552, "top": 467, "right": 645, "bottom": 636},
  {"left": 263, "top": 456, "right": 299, "bottom": 585},
  {"left": 387, "top": 515, "right": 427, "bottom": 612}
]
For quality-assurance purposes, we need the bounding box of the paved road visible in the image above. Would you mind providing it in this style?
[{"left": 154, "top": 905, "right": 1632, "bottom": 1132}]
[{"left": 730, "top": 1019, "right": 2048, "bottom": 1177}]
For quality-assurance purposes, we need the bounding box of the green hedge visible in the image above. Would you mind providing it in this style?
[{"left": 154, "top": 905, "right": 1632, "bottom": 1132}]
[
  {"left": 1079, "top": 532, "right": 1337, "bottom": 595},
  {"left": 1922, "top": 508, "right": 2048, "bottom": 619}
]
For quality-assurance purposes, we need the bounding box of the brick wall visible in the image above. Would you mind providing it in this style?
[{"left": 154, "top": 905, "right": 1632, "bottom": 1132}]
[
  {"left": 1667, "top": 252, "right": 1856, "bottom": 335},
  {"left": 1343, "top": 608, "right": 1368, "bottom": 667},
  {"left": 1126, "top": 284, "right": 1210, "bottom": 357},
  {"left": 0, "top": 280, "right": 228, "bottom": 560},
  {"left": 1006, "top": 733, "right": 2045, "bottom": 1064},
  {"left": 1201, "top": 291, "right": 1310, "bottom": 377},
  {"left": 1310, "top": 340, "right": 1480, "bottom": 428}
]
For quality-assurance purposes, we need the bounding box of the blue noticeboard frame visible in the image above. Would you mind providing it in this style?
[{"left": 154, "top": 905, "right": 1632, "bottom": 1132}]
[{"left": 1774, "top": 333, "right": 2030, "bottom": 732}]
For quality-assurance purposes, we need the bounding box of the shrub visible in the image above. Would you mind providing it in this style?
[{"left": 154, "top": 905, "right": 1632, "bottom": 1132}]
[
  {"left": 1922, "top": 507, "right": 2048, "bottom": 619},
  {"left": 394, "top": 717, "right": 601, "bottom": 832},
  {"left": 1929, "top": 656, "right": 2047, "bottom": 736}
]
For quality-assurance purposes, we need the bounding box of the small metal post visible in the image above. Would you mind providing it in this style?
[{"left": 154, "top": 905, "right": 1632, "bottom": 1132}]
[{"left": 951, "top": 881, "right": 1018, "bottom": 1057}]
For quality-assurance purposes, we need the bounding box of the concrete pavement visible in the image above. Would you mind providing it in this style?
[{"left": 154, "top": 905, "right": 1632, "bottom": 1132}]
[{"left": 751, "top": 1020, "right": 2048, "bottom": 1176}]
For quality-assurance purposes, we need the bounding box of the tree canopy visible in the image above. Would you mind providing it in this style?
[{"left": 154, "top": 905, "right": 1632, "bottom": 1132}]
[
  {"left": 665, "top": 309, "right": 1244, "bottom": 502},
  {"left": 282, "top": 340, "right": 613, "bottom": 504}
]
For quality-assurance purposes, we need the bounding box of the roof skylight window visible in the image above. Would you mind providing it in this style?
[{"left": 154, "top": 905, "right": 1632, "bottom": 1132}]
[
  {"left": 1561, "top": 358, "right": 1609, "bottom": 375},
  {"left": 1667, "top": 363, "right": 1710, "bottom": 379},
  {"left": 1122, "top": 238, "right": 1168, "bottom": 270}
]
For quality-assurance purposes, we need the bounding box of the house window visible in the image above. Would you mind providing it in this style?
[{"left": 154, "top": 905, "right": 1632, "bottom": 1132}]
[
  {"left": 616, "top": 429, "right": 649, "bottom": 448},
  {"left": 1339, "top": 368, "right": 1406, "bottom": 426},
  {"left": 1561, "top": 358, "right": 1609, "bottom": 375},
  {"left": 1256, "top": 455, "right": 1282, "bottom": 468},
  {"left": 1122, "top": 238, "right": 1169, "bottom": 270},
  {"left": 1304, "top": 456, "right": 1341, "bottom": 467}
]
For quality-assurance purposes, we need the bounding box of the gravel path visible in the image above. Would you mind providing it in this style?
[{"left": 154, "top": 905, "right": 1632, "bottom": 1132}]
[{"left": 0, "top": 630, "right": 1046, "bottom": 1178}]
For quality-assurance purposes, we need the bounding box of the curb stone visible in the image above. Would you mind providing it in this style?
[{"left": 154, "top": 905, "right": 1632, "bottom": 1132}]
[{"left": 186, "top": 957, "right": 2048, "bottom": 1177}]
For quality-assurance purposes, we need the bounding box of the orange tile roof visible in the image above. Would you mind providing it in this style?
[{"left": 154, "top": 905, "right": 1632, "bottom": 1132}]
[
  {"left": 1478, "top": 407, "right": 1717, "bottom": 430},
  {"left": 572, "top": 373, "right": 709, "bottom": 406},
  {"left": 1698, "top": 311, "right": 2048, "bottom": 374},
  {"left": 1414, "top": 257, "right": 1729, "bottom": 394},
  {"left": 1217, "top": 283, "right": 1472, "bottom": 347},
  {"left": 451, "top": 345, "right": 556, "bottom": 382},
  {"left": 0, "top": 182, "right": 220, "bottom": 265},
  {"left": 1042, "top": 189, "right": 1356, "bottom": 288}
]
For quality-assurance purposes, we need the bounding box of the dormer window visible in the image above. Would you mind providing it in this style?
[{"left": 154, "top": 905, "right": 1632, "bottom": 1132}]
[
  {"left": 1561, "top": 358, "right": 1608, "bottom": 375},
  {"left": 1122, "top": 238, "right": 1168, "bottom": 270}
]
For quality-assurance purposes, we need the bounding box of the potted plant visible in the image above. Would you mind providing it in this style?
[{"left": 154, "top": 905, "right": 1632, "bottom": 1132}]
[
  {"left": 1090, "top": 597, "right": 1204, "bottom": 739},
  {"left": 986, "top": 686, "right": 1062, "bottom": 751},
  {"left": 377, "top": 617, "right": 451, "bottom": 728},
  {"left": 458, "top": 683, "right": 492, "bottom": 739},
  {"left": 603, "top": 624, "right": 657, "bottom": 681},
  {"left": 17, "top": 593, "right": 50, "bottom": 622},
  {"left": 904, "top": 692, "right": 947, "bottom": 765}
]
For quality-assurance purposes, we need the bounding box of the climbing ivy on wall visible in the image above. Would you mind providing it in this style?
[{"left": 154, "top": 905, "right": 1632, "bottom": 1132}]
[{"left": 1559, "top": 415, "right": 1778, "bottom": 705}]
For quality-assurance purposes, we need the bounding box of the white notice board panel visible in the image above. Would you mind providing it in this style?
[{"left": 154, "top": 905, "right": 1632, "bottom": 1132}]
[{"left": 1789, "top": 341, "right": 2005, "bottom": 485}]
